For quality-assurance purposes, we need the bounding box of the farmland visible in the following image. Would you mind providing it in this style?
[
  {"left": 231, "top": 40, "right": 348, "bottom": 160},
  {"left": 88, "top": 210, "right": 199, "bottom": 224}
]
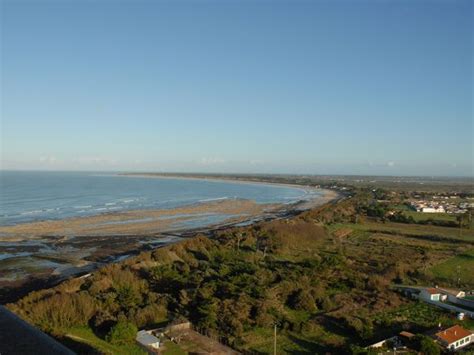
[{"left": 429, "top": 248, "right": 474, "bottom": 286}]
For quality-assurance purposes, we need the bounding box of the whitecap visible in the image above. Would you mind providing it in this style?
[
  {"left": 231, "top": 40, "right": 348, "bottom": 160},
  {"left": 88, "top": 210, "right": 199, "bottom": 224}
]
[
  {"left": 198, "top": 197, "right": 229, "bottom": 203},
  {"left": 20, "top": 210, "right": 42, "bottom": 215}
]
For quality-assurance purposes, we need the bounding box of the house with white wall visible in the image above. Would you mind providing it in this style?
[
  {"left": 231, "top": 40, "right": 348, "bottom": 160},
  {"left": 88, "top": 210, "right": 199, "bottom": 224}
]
[
  {"left": 435, "top": 325, "right": 472, "bottom": 351},
  {"left": 420, "top": 288, "right": 441, "bottom": 301},
  {"left": 422, "top": 206, "right": 445, "bottom": 213}
]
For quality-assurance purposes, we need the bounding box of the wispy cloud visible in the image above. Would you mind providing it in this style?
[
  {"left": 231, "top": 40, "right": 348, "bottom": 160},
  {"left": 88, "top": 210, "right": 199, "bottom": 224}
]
[
  {"left": 74, "top": 157, "right": 119, "bottom": 165},
  {"left": 197, "top": 157, "right": 226, "bottom": 165},
  {"left": 39, "top": 156, "right": 58, "bottom": 164}
]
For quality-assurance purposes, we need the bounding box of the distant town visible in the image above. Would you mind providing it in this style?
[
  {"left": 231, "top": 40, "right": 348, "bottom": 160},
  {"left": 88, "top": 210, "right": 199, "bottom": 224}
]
[{"left": 410, "top": 195, "right": 474, "bottom": 214}]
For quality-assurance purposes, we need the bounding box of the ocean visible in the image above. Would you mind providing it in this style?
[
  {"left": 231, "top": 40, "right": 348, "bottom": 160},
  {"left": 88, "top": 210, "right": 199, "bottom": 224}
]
[{"left": 0, "top": 171, "right": 318, "bottom": 226}]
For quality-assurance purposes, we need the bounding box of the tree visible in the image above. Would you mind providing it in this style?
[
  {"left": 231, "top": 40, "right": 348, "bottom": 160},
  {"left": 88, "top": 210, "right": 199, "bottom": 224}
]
[
  {"left": 116, "top": 284, "right": 141, "bottom": 309},
  {"left": 106, "top": 321, "right": 138, "bottom": 345},
  {"left": 457, "top": 211, "right": 472, "bottom": 236},
  {"left": 319, "top": 296, "right": 334, "bottom": 312},
  {"left": 256, "top": 233, "right": 271, "bottom": 258},
  {"left": 345, "top": 317, "right": 373, "bottom": 340},
  {"left": 413, "top": 334, "right": 440, "bottom": 355},
  {"left": 288, "top": 289, "right": 317, "bottom": 312},
  {"left": 235, "top": 232, "right": 244, "bottom": 250}
]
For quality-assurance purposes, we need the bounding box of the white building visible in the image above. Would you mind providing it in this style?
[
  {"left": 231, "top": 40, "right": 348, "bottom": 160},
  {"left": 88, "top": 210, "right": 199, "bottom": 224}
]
[
  {"left": 435, "top": 325, "right": 472, "bottom": 351},
  {"left": 136, "top": 330, "right": 160, "bottom": 350},
  {"left": 421, "top": 206, "right": 445, "bottom": 213},
  {"left": 439, "top": 288, "right": 466, "bottom": 302},
  {"left": 420, "top": 288, "right": 441, "bottom": 301}
]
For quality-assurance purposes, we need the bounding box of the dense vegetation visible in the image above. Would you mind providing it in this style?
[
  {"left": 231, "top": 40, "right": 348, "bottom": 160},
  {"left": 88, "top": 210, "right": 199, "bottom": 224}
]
[{"left": 8, "top": 189, "right": 474, "bottom": 354}]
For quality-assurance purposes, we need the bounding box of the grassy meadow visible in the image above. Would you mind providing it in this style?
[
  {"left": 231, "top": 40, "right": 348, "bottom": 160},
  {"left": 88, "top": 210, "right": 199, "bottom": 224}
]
[{"left": 428, "top": 248, "right": 474, "bottom": 286}]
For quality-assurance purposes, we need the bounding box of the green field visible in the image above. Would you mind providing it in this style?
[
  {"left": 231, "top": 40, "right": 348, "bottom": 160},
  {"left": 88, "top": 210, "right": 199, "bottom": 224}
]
[
  {"left": 394, "top": 204, "right": 473, "bottom": 227},
  {"left": 429, "top": 249, "right": 474, "bottom": 286},
  {"left": 241, "top": 326, "right": 344, "bottom": 354},
  {"left": 373, "top": 302, "right": 453, "bottom": 331},
  {"left": 403, "top": 211, "right": 458, "bottom": 222},
  {"left": 336, "top": 221, "right": 474, "bottom": 242},
  {"left": 63, "top": 326, "right": 147, "bottom": 355}
]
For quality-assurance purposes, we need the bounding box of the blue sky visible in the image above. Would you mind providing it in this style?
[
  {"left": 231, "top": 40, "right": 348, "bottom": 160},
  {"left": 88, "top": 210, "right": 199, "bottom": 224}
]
[{"left": 1, "top": 0, "right": 472, "bottom": 176}]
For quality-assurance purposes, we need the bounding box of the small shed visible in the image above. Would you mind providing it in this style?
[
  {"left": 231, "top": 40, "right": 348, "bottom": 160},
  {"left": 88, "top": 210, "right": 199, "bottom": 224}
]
[{"left": 136, "top": 330, "right": 160, "bottom": 350}]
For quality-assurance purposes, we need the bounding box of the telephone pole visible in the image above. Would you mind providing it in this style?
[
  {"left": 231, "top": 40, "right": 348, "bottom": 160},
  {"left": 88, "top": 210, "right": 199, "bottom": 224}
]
[
  {"left": 456, "top": 265, "right": 461, "bottom": 288},
  {"left": 274, "top": 323, "right": 277, "bottom": 355}
]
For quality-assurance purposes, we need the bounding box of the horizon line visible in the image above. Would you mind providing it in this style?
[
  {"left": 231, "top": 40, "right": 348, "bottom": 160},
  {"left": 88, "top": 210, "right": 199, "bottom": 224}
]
[{"left": 1, "top": 169, "right": 473, "bottom": 180}]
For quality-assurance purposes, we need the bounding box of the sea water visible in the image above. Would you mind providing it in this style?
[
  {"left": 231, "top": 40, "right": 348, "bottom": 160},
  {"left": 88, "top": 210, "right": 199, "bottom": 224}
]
[{"left": 0, "top": 171, "right": 320, "bottom": 226}]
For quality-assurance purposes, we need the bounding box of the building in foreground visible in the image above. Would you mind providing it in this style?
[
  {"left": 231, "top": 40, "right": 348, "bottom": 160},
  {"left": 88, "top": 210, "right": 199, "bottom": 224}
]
[
  {"left": 435, "top": 325, "right": 472, "bottom": 351},
  {"left": 136, "top": 330, "right": 161, "bottom": 352}
]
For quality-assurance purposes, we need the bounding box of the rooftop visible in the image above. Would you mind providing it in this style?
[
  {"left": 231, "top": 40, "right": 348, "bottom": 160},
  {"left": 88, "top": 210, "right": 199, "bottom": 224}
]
[
  {"left": 136, "top": 330, "right": 160, "bottom": 346},
  {"left": 436, "top": 325, "right": 472, "bottom": 344},
  {"left": 426, "top": 288, "right": 441, "bottom": 295},
  {"left": 399, "top": 331, "right": 415, "bottom": 338}
]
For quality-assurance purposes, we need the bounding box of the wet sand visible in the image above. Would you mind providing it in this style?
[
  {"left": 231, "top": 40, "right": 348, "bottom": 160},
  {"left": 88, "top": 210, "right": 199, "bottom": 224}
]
[{"left": 0, "top": 199, "right": 272, "bottom": 240}]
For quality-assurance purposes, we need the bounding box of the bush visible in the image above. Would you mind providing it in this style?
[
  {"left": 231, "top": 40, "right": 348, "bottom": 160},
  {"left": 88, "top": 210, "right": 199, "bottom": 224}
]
[
  {"left": 18, "top": 292, "right": 97, "bottom": 334},
  {"left": 413, "top": 334, "right": 440, "bottom": 355},
  {"left": 106, "top": 321, "right": 138, "bottom": 345},
  {"left": 288, "top": 289, "right": 317, "bottom": 312},
  {"left": 318, "top": 296, "right": 335, "bottom": 312}
]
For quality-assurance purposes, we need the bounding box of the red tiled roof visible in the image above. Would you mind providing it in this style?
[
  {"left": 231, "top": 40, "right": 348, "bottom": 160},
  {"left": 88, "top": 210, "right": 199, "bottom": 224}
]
[
  {"left": 436, "top": 325, "right": 472, "bottom": 344},
  {"left": 399, "top": 331, "right": 415, "bottom": 338},
  {"left": 426, "top": 288, "right": 440, "bottom": 295}
]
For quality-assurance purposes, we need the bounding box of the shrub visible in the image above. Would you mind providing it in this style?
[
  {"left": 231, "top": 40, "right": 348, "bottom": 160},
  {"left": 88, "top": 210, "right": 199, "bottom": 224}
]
[
  {"left": 288, "top": 289, "right": 317, "bottom": 312},
  {"left": 106, "top": 321, "right": 138, "bottom": 345},
  {"left": 413, "top": 334, "right": 440, "bottom": 355}
]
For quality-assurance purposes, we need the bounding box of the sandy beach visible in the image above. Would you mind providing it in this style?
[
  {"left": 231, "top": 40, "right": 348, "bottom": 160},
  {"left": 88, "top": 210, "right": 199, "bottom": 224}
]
[{"left": 118, "top": 172, "right": 316, "bottom": 193}]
